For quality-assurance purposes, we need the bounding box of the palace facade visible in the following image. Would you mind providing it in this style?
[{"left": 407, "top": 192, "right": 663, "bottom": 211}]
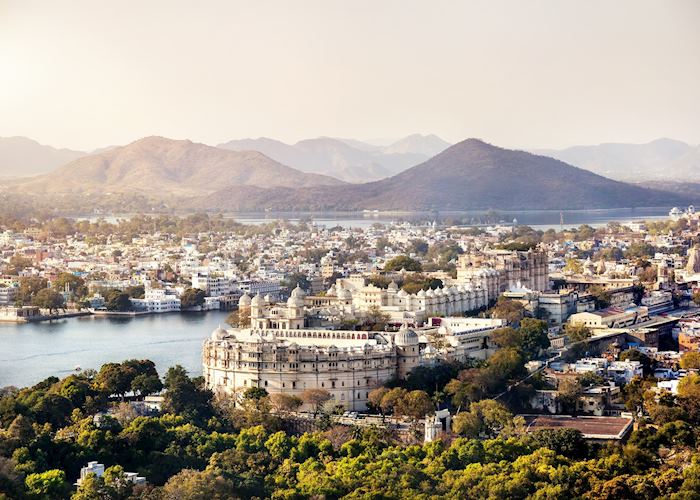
[{"left": 203, "top": 286, "right": 502, "bottom": 410}]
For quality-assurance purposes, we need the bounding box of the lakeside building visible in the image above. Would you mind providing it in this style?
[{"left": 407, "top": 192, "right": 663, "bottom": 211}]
[
  {"left": 203, "top": 289, "right": 502, "bottom": 411},
  {"left": 192, "top": 272, "right": 232, "bottom": 297},
  {"left": 130, "top": 287, "right": 181, "bottom": 313}
]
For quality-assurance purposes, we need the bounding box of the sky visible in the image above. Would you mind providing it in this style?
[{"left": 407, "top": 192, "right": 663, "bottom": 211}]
[{"left": 1, "top": 0, "right": 699, "bottom": 151}]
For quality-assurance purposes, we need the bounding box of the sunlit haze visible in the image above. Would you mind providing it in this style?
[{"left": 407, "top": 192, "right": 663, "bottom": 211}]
[{"left": 1, "top": 0, "right": 699, "bottom": 150}]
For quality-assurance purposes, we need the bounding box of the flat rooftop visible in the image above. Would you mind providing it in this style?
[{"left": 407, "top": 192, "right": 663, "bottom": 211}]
[{"left": 520, "top": 414, "right": 634, "bottom": 440}]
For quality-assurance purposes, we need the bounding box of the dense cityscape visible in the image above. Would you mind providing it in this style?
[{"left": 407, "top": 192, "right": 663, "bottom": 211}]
[
  {"left": 2, "top": 0, "right": 699, "bottom": 498},
  {"left": 0, "top": 206, "right": 700, "bottom": 497}
]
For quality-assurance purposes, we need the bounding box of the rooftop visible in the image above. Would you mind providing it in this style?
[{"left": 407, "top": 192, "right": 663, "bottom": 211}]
[{"left": 520, "top": 414, "right": 634, "bottom": 440}]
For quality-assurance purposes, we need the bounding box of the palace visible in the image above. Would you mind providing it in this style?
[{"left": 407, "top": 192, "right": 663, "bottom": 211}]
[
  {"left": 202, "top": 286, "right": 503, "bottom": 410},
  {"left": 455, "top": 248, "right": 549, "bottom": 297}
]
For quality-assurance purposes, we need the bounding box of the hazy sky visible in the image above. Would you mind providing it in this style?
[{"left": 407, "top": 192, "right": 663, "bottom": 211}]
[{"left": 1, "top": 0, "right": 699, "bottom": 151}]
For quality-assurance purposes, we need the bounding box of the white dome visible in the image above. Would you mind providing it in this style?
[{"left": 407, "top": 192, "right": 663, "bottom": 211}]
[
  {"left": 211, "top": 326, "right": 228, "bottom": 341},
  {"left": 388, "top": 281, "right": 399, "bottom": 291},
  {"left": 251, "top": 293, "right": 263, "bottom": 306},
  {"left": 239, "top": 293, "right": 251, "bottom": 306},
  {"left": 291, "top": 284, "right": 306, "bottom": 298},
  {"left": 397, "top": 289, "right": 408, "bottom": 297},
  {"left": 394, "top": 328, "right": 419, "bottom": 346}
]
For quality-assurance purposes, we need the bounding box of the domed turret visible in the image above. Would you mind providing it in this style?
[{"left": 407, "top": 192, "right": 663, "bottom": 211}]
[
  {"left": 239, "top": 293, "right": 251, "bottom": 307},
  {"left": 251, "top": 293, "right": 263, "bottom": 307},
  {"left": 388, "top": 280, "right": 399, "bottom": 291},
  {"left": 211, "top": 325, "right": 228, "bottom": 341},
  {"left": 394, "top": 327, "right": 419, "bottom": 346}
]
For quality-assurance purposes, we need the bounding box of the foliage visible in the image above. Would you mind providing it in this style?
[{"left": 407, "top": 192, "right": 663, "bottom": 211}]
[
  {"left": 489, "top": 297, "right": 526, "bottom": 325},
  {"left": 31, "top": 288, "right": 65, "bottom": 313},
  {"left": 680, "top": 351, "right": 700, "bottom": 370},
  {"left": 383, "top": 255, "right": 422, "bottom": 272},
  {"left": 180, "top": 288, "right": 206, "bottom": 308},
  {"left": 103, "top": 289, "right": 132, "bottom": 312}
]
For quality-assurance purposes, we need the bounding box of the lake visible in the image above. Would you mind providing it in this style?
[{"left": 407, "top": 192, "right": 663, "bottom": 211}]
[
  {"left": 0, "top": 311, "right": 230, "bottom": 388},
  {"left": 223, "top": 207, "right": 673, "bottom": 230},
  {"left": 72, "top": 207, "right": 674, "bottom": 230}
]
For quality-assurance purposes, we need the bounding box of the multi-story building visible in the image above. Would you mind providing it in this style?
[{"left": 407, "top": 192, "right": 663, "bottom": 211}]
[
  {"left": 192, "top": 272, "right": 231, "bottom": 297},
  {"left": 456, "top": 248, "right": 549, "bottom": 298},
  {"left": 130, "top": 287, "right": 181, "bottom": 313},
  {"left": 204, "top": 288, "right": 501, "bottom": 410}
]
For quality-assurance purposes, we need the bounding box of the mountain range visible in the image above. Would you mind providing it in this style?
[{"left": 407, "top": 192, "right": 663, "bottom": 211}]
[
  {"left": 534, "top": 138, "right": 700, "bottom": 182},
  {"left": 15, "top": 136, "right": 343, "bottom": 197},
  {"left": 217, "top": 134, "right": 451, "bottom": 183},
  {"left": 0, "top": 137, "right": 86, "bottom": 177},
  {"left": 2, "top": 134, "right": 696, "bottom": 212},
  {"left": 199, "top": 139, "right": 691, "bottom": 211}
]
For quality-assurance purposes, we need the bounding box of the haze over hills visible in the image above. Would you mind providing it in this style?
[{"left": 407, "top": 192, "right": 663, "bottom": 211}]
[
  {"left": 15, "top": 136, "right": 344, "bottom": 197},
  {"left": 534, "top": 138, "right": 700, "bottom": 182},
  {"left": 0, "top": 137, "right": 87, "bottom": 177},
  {"left": 200, "top": 139, "right": 693, "bottom": 211},
  {"left": 217, "top": 134, "right": 451, "bottom": 183}
]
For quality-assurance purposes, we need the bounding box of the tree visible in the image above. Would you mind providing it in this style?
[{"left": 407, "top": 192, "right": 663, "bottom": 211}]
[
  {"left": 453, "top": 400, "right": 521, "bottom": 438},
  {"left": 680, "top": 351, "right": 700, "bottom": 370},
  {"left": 124, "top": 285, "right": 145, "bottom": 299},
  {"left": 269, "top": 393, "right": 303, "bottom": 414},
  {"left": 31, "top": 288, "right": 65, "bottom": 314},
  {"left": 301, "top": 389, "right": 332, "bottom": 417},
  {"left": 282, "top": 273, "right": 311, "bottom": 292},
  {"left": 131, "top": 373, "right": 163, "bottom": 397},
  {"left": 162, "top": 365, "right": 213, "bottom": 424},
  {"left": 226, "top": 306, "right": 250, "bottom": 328},
  {"left": 367, "top": 387, "right": 390, "bottom": 418},
  {"left": 491, "top": 327, "right": 522, "bottom": 349},
  {"left": 379, "top": 387, "right": 407, "bottom": 415},
  {"left": 557, "top": 378, "right": 583, "bottom": 415},
  {"left": 490, "top": 297, "right": 525, "bottom": 325},
  {"left": 396, "top": 390, "right": 433, "bottom": 420},
  {"left": 243, "top": 387, "right": 269, "bottom": 401},
  {"left": 384, "top": 255, "right": 422, "bottom": 272},
  {"left": 527, "top": 428, "right": 588, "bottom": 459},
  {"left": 180, "top": 288, "right": 206, "bottom": 308},
  {"left": 363, "top": 305, "right": 390, "bottom": 331},
  {"left": 160, "top": 468, "right": 236, "bottom": 500},
  {"left": 16, "top": 276, "right": 48, "bottom": 305},
  {"left": 588, "top": 285, "right": 611, "bottom": 309},
  {"left": 52, "top": 272, "right": 87, "bottom": 299},
  {"left": 104, "top": 289, "right": 131, "bottom": 312},
  {"left": 94, "top": 362, "right": 134, "bottom": 399},
  {"left": 564, "top": 258, "right": 583, "bottom": 274},
  {"left": 25, "top": 469, "right": 69, "bottom": 499},
  {"left": 519, "top": 318, "right": 550, "bottom": 359}
]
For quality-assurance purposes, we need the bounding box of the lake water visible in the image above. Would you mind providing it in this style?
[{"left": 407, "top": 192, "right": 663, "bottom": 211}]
[
  {"left": 223, "top": 207, "right": 673, "bottom": 230},
  {"left": 0, "top": 311, "right": 229, "bottom": 388},
  {"left": 73, "top": 207, "right": 674, "bottom": 230}
]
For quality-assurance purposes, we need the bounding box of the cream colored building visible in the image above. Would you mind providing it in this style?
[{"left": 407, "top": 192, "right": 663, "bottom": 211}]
[
  {"left": 203, "top": 288, "right": 500, "bottom": 410},
  {"left": 456, "top": 248, "right": 549, "bottom": 298},
  {"left": 203, "top": 324, "right": 419, "bottom": 411}
]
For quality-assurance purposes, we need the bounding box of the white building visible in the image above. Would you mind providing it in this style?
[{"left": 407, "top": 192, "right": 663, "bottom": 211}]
[
  {"left": 130, "top": 287, "right": 181, "bottom": 313},
  {"left": 192, "top": 272, "right": 231, "bottom": 297}
]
